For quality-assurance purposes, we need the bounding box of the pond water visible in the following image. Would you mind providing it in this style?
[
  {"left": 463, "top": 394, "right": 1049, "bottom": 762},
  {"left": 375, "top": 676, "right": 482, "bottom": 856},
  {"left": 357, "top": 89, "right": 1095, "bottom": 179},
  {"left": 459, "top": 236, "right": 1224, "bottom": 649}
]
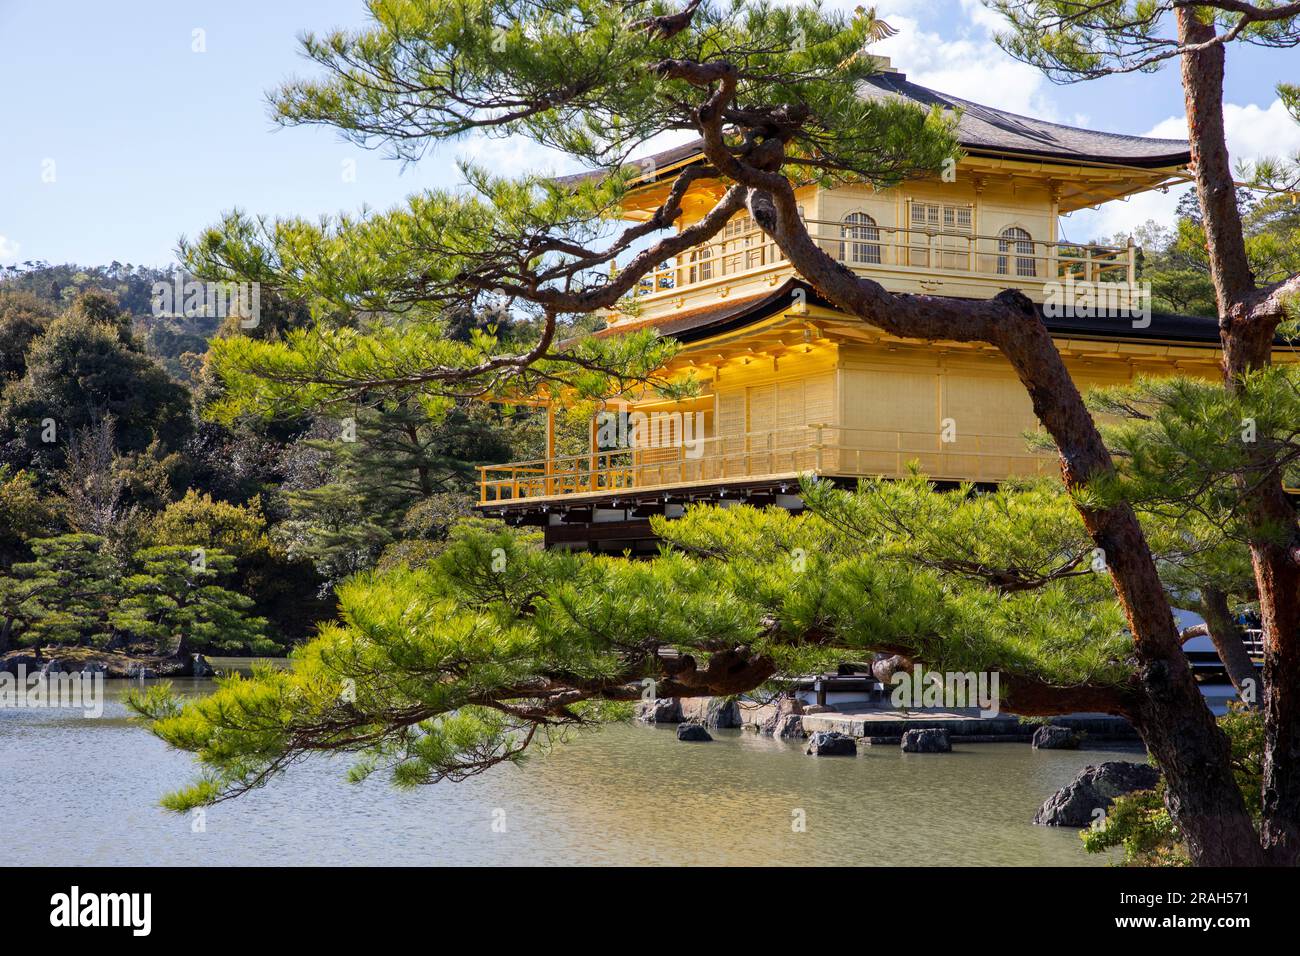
[{"left": 0, "top": 679, "right": 1137, "bottom": 866}]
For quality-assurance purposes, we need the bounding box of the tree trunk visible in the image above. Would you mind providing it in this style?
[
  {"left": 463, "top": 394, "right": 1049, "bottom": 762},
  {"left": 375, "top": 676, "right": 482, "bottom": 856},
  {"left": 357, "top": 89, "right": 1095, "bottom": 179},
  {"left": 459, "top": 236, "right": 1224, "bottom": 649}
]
[
  {"left": 1199, "top": 588, "right": 1260, "bottom": 702},
  {"left": 1218, "top": 289, "right": 1300, "bottom": 865},
  {"left": 1179, "top": 9, "right": 1300, "bottom": 865},
  {"left": 172, "top": 630, "right": 191, "bottom": 664},
  {"left": 1254, "top": 533, "right": 1300, "bottom": 864}
]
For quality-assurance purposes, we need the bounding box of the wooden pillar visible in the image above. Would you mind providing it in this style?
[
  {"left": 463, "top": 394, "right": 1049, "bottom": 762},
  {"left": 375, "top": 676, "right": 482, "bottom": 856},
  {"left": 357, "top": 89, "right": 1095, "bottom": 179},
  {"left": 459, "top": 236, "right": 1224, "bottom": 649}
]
[{"left": 545, "top": 402, "right": 556, "bottom": 496}]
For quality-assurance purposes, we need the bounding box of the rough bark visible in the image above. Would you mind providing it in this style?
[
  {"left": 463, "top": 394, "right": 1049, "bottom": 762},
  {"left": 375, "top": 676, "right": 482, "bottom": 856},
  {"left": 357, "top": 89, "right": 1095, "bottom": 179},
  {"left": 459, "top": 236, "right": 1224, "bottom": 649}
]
[
  {"left": 1200, "top": 588, "right": 1261, "bottom": 702},
  {"left": 1177, "top": 14, "right": 1253, "bottom": 308},
  {"left": 171, "top": 631, "right": 191, "bottom": 666},
  {"left": 1179, "top": 8, "right": 1300, "bottom": 865}
]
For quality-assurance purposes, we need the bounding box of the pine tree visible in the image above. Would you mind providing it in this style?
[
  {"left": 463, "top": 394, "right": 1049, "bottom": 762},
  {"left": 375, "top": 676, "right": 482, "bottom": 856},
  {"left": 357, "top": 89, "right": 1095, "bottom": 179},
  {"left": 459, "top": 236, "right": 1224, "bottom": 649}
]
[
  {"left": 278, "top": 400, "right": 530, "bottom": 586},
  {"left": 0, "top": 464, "right": 60, "bottom": 570},
  {"left": 113, "top": 545, "right": 276, "bottom": 656},
  {"left": 8, "top": 534, "right": 119, "bottom": 647}
]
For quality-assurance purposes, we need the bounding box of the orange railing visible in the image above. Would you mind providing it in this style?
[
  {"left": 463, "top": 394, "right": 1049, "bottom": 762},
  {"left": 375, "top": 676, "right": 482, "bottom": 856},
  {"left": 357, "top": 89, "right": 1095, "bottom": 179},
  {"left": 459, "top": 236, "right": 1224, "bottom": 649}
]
[
  {"left": 478, "top": 424, "right": 1054, "bottom": 504},
  {"left": 630, "top": 217, "right": 1139, "bottom": 306}
]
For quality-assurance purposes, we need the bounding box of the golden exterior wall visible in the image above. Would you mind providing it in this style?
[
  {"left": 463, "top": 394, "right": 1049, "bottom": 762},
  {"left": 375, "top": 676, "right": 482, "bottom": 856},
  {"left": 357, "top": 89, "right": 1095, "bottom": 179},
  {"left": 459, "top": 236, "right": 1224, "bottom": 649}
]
[
  {"left": 478, "top": 311, "right": 1243, "bottom": 504},
  {"left": 828, "top": 339, "right": 1203, "bottom": 482},
  {"left": 606, "top": 157, "right": 1156, "bottom": 329},
  {"left": 622, "top": 316, "right": 1229, "bottom": 487}
]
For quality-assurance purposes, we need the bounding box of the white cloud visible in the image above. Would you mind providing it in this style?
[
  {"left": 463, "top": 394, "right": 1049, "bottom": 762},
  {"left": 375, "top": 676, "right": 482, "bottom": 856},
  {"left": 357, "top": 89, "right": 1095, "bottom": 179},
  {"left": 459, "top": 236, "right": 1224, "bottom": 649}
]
[
  {"left": 455, "top": 131, "right": 573, "bottom": 179},
  {"left": 762, "top": 2, "right": 1061, "bottom": 119},
  {"left": 871, "top": 15, "right": 1063, "bottom": 120},
  {"left": 455, "top": 125, "right": 705, "bottom": 180},
  {"left": 0, "top": 235, "right": 19, "bottom": 260},
  {"left": 1146, "top": 98, "right": 1300, "bottom": 169},
  {"left": 955, "top": 0, "right": 1014, "bottom": 35},
  {"left": 1068, "top": 95, "right": 1300, "bottom": 240}
]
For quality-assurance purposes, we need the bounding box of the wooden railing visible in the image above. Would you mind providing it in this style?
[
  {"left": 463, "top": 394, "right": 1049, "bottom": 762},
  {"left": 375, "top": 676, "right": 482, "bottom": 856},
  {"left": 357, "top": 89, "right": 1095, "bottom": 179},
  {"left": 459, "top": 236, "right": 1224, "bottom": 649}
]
[
  {"left": 478, "top": 424, "right": 1054, "bottom": 504},
  {"left": 630, "top": 217, "right": 1138, "bottom": 305}
]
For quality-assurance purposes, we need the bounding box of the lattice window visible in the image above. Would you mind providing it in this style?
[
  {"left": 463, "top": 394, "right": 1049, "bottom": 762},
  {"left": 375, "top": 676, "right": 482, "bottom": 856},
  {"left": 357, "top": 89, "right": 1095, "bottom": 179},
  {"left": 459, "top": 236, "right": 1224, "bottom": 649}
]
[
  {"left": 688, "top": 244, "right": 714, "bottom": 283},
  {"left": 840, "top": 212, "right": 882, "bottom": 264},
  {"left": 997, "top": 226, "right": 1037, "bottom": 277},
  {"left": 910, "top": 202, "right": 972, "bottom": 233}
]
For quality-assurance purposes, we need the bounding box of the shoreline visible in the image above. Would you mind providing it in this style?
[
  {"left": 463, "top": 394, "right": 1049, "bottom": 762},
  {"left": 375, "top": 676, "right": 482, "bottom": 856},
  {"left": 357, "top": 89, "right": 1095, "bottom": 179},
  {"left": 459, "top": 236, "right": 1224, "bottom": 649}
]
[{"left": 0, "top": 647, "right": 274, "bottom": 679}]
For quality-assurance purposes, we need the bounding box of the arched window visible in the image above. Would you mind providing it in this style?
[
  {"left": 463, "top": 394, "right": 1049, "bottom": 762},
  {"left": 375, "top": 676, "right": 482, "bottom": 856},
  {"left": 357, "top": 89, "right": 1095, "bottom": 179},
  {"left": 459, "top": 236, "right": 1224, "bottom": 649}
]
[
  {"left": 688, "top": 245, "right": 714, "bottom": 283},
  {"left": 840, "top": 212, "right": 881, "bottom": 265},
  {"left": 998, "top": 226, "right": 1037, "bottom": 278}
]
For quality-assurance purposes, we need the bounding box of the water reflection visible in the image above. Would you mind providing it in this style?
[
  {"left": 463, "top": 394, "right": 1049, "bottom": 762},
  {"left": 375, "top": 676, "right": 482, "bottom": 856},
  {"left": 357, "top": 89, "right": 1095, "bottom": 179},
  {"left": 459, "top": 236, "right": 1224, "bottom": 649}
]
[{"left": 0, "top": 679, "right": 1135, "bottom": 866}]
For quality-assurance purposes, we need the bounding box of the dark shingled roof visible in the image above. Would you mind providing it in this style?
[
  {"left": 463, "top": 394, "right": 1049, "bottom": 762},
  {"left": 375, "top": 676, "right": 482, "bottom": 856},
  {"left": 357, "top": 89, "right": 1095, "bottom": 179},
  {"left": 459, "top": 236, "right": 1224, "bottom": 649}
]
[
  {"left": 556, "top": 69, "right": 1189, "bottom": 187},
  {"left": 858, "top": 71, "right": 1189, "bottom": 168},
  {"left": 619, "top": 278, "right": 1223, "bottom": 347}
]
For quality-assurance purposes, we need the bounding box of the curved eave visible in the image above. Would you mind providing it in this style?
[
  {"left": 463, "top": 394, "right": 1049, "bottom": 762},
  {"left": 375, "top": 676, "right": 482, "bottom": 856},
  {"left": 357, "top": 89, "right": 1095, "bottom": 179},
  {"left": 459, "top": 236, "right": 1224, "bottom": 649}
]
[
  {"left": 603, "top": 277, "right": 1238, "bottom": 351},
  {"left": 961, "top": 145, "right": 1189, "bottom": 171}
]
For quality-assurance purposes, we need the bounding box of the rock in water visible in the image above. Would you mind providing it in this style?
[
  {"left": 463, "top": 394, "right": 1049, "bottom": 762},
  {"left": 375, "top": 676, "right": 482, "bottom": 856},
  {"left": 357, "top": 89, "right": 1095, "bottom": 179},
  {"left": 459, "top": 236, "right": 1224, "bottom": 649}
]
[
  {"left": 191, "top": 654, "right": 214, "bottom": 677},
  {"left": 758, "top": 696, "right": 805, "bottom": 737},
  {"left": 901, "top": 728, "right": 951, "bottom": 753},
  {"left": 771, "top": 713, "right": 807, "bottom": 739},
  {"left": 1033, "top": 761, "right": 1161, "bottom": 827},
  {"left": 806, "top": 731, "right": 857, "bottom": 756},
  {"left": 1032, "top": 725, "right": 1080, "bottom": 750},
  {"left": 680, "top": 696, "right": 741, "bottom": 728},
  {"left": 635, "top": 698, "right": 682, "bottom": 723},
  {"left": 676, "top": 722, "right": 713, "bottom": 742},
  {"left": 702, "top": 697, "right": 741, "bottom": 728}
]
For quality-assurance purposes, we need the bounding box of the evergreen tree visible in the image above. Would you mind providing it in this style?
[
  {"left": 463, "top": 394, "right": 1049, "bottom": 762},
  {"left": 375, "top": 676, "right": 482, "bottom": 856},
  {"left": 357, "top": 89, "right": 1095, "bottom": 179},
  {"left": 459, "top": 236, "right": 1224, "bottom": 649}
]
[
  {"left": 0, "top": 290, "right": 193, "bottom": 474},
  {"left": 8, "top": 534, "right": 119, "bottom": 647},
  {"left": 0, "top": 464, "right": 60, "bottom": 570},
  {"left": 991, "top": 0, "right": 1300, "bottom": 863},
  {"left": 147, "top": 490, "right": 330, "bottom": 645},
  {"left": 0, "top": 289, "right": 56, "bottom": 383},
  {"left": 1129, "top": 188, "right": 1300, "bottom": 319},
  {"left": 278, "top": 400, "right": 530, "bottom": 587},
  {"left": 113, "top": 545, "right": 277, "bottom": 656}
]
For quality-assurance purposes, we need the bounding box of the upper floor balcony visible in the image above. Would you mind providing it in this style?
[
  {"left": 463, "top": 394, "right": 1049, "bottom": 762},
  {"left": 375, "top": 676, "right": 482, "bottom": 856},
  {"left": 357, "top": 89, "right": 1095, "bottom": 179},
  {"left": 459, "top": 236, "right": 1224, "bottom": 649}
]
[{"left": 610, "top": 213, "right": 1142, "bottom": 326}]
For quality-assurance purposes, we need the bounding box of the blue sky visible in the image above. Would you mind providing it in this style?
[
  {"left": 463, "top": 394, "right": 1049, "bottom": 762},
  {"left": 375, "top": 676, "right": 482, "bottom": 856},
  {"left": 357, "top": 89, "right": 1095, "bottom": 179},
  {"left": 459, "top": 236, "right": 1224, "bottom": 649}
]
[{"left": 2, "top": 0, "right": 1298, "bottom": 269}]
